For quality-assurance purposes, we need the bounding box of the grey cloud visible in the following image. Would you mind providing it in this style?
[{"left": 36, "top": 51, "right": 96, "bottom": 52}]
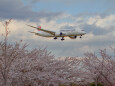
[
  {"left": 29, "top": 0, "right": 115, "bottom": 5},
  {"left": 0, "top": 0, "right": 30, "bottom": 19},
  {"left": 1, "top": 0, "right": 114, "bottom": 22},
  {"left": 82, "top": 24, "right": 110, "bottom": 35},
  {"left": 0, "top": 0, "right": 62, "bottom": 21},
  {"left": 30, "top": 0, "right": 40, "bottom": 3},
  {"left": 76, "top": 12, "right": 112, "bottom": 19}
]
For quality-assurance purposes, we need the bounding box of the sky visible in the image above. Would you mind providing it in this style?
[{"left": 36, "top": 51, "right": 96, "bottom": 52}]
[{"left": 0, "top": 0, "right": 115, "bottom": 57}]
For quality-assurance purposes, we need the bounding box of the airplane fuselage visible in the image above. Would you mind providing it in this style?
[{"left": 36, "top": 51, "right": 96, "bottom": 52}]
[{"left": 37, "top": 29, "right": 86, "bottom": 38}]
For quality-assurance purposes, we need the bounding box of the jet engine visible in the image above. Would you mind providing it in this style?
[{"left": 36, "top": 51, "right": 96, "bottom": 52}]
[{"left": 69, "top": 36, "right": 77, "bottom": 39}]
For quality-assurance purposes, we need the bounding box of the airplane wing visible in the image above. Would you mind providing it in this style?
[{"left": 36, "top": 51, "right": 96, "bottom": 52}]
[{"left": 27, "top": 25, "right": 55, "bottom": 36}]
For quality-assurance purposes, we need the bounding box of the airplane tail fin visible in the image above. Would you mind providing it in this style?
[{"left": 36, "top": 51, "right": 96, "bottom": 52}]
[
  {"left": 38, "top": 26, "right": 41, "bottom": 29},
  {"left": 37, "top": 26, "right": 41, "bottom": 31}
]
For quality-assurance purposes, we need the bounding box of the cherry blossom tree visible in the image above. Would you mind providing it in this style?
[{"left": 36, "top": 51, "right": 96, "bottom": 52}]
[
  {"left": 0, "top": 19, "right": 29, "bottom": 86},
  {"left": 82, "top": 49, "right": 115, "bottom": 86},
  {"left": 10, "top": 53, "right": 82, "bottom": 86}
]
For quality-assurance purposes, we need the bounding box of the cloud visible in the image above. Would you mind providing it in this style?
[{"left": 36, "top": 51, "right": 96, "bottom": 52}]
[
  {"left": 0, "top": 0, "right": 62, "bottom": 21},
  {"left": 28, "top": 0, "right": 115, "bottom": 7},
  {"left": 95, "top": 15, "right": 115, "bottom": 29},
  {"left": 87, "top": 15, "right": 115, "bottom": 29},
  {"left": 29, "top": 0, "right": 115, "bottom": 3},
  {"left": 0, "top": 0, "right": 30, "bottom": 19}
]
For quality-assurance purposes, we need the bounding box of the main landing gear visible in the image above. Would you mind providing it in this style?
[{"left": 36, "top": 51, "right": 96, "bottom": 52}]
[
  {"left": 74, "top": 36, "right": 77, "bottom": 38},
  {"left": 61, "top": 37, "right": 65, "bottom": 41},
  {"left": 80, "top": 35, "right": 82, "bottom": 38},
  {"left": 54, "top": 37, "right": 64, "bottom": 41},
  {"left": 54, "top": 37, "right": 57, "bottom": 40},
  {"left": 60, "top": 32, "right": 65, "bottom": 41}
]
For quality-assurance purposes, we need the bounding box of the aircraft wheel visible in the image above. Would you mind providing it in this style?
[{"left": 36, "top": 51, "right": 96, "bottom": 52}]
[
  {"left": 75, "top": 36, "right": 77, "bottom": 38},
  {"left": 61, "top": 37, "right": 65, "bottom": 41},
  {"left": 54, "top": 37, "right": 57, "bottom": 39},
  {"left": 61, "top": 39, "right": 64, "bottom": 41},
  {"left": 80, "top": 35, "right": 82, "bottom": 38}
]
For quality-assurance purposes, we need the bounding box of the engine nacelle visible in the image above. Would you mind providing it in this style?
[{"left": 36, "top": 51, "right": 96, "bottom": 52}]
[
  {"left": 60, "top": 32, "right": 62, "bottom": 36},
  {"left": 69, "top": 36, "right": 77, "bottom": 39}
]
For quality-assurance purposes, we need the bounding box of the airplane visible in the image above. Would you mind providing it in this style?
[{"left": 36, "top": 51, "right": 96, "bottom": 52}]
[{"left": 27, "top": 25, "right": 86, "bottom": 41}]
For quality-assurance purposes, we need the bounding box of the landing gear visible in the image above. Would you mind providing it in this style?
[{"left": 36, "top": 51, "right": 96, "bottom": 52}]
[
  {"left": 74, "top": 36, "right": 77, "bottom": 38},
  {"left": 54, "top": 37, "right": 57, "bottom": 40},
  {"left": 61, "top": 37, "right": 65, "bottom": 41},
  {"left": 61, "top": 39, "right": 65, "bottom": 41},
  {"left": 80, "top": 35, "right": 82, "bottom": 38}
]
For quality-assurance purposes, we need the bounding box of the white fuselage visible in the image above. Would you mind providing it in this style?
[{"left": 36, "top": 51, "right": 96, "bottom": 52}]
[{"left": 37, "top": 29, "right": 86, "bottom": 37}]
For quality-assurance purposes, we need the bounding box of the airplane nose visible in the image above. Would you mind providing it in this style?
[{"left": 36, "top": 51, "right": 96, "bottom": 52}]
[
  {"left": 84, "top": 32, "right": 86, "bottom": 34},
  {"left": 82, "top": 31, "right": 86, "bottom": 35},
  {"left": 81, "top": 30, "right": 86, "bottom": 34}
]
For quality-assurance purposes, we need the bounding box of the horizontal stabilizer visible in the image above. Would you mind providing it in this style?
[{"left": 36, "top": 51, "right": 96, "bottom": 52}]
[{"left": 28, "top": 31, "right": 41, "bottom": 36}]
